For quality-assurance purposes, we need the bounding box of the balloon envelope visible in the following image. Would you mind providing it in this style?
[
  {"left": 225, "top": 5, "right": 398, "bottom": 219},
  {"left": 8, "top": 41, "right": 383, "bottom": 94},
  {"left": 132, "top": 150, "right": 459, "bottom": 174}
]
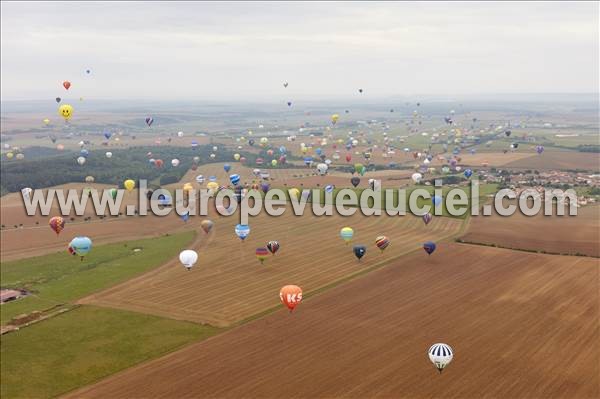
[
  {"left": 428, "top": 343, "right": 453, "bottom": 373},
  {"left": 353, "top": 245, "right": 367, "bottom": 260},
  {"left": 423, "top": 241, "right": 436, "bottom": 255},
  {"left": 279, "top": 285, "right": 303, "bottom": 312},
  {"left": 179, "top": 250, "right": 198, "bottom": 269},
  {"left": 49, "top": 216, "right": 65, "bottom": 235}
]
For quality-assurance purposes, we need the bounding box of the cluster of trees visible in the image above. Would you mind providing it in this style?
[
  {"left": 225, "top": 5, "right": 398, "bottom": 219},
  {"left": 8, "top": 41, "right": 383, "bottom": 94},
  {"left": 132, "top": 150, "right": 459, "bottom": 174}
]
[
  {"left": 577, "top": 145, "right": 600, "bottom": 153},
  {"left": 1, "top": 145, "right": 238, "bottom": 193}
]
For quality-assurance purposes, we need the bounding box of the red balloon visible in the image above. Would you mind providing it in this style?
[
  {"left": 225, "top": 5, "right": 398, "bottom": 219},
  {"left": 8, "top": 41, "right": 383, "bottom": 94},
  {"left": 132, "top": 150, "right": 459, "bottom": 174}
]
[
  {"left": 345, "top": 154, "right": 351, "bottom": 162},
  {"left": 279, "top": 285, "right": 303, "bottom": 312},
  {"left": 49, "top": 216, "right": 65, "bottom": 235},
  {"left": 63, "top": 81, "right": 71, "bottom": 90},
  {"left": 155, "top": 159, "right": 164, "bottom": 168}
]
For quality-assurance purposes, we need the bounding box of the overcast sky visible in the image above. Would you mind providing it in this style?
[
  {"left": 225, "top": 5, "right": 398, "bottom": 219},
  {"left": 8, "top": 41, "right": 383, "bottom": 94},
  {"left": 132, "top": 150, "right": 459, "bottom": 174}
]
[{"left": 1, "top": 1, "right": 598, "bottom": 101}]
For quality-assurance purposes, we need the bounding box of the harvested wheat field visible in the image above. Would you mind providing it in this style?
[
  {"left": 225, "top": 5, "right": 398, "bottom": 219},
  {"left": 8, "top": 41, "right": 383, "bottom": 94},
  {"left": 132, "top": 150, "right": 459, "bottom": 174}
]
[
  {"left": 461, "top": 204, "right": 600, "bottom": 257},
  {"left": 79, "top": 211, "right": 463, "bottom": 327},
  {"left": 67, "top": 243, "right": 600, "bottom": 399},
  {"left": 505, "top": 151, "right": 600, "bottom": 172}
]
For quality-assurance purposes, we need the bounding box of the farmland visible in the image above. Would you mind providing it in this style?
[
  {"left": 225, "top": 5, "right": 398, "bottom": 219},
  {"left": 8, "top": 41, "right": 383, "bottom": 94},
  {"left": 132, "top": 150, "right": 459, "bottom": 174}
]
[
  {"left": 65, "top": 244, "right": 600, "bottom": 399},
  {"left": 460, "top": 204, "right": 600, "bottom": 257},
  {"left": 79, "top": 211, "right": 464, "bottom": 327},
  {"left": 0, "top": 232, "right": 195, "bottom": 324}
]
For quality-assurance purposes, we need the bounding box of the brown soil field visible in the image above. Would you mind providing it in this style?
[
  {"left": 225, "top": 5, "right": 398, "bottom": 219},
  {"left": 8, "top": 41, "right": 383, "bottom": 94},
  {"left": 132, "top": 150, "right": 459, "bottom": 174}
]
[
  {"left": 79, "top": 211, "right": 463, "bottom": 327},
  {"left": 505, "top": 151, "right": 600, "bottom": 172},
  {"left": 66, "top": 243, "right": 600, "bottom": 399},
  {"left": 461, "top": 204, "right": 600, "bottom": 257}
]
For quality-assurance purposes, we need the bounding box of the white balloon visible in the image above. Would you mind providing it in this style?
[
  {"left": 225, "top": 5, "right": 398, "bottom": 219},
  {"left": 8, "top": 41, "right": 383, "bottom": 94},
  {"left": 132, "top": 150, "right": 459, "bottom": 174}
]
[
  {"left": 171, "top": 159, "right": 180, "bottom": 167},
  {"left": 179, "top": 250, "right": 198, "bottom": 270},
  {"left": 77, "top": 156, "right": 86, "bottom": 165},
  {"left": 428, "top": 343, "right": 453, "bottom": 373},
  {"left": 411, "top": 173, "right": 423, "bottom": 183},
  {"left": 105, "top": 152, "right": 113, "bottom": 159}
]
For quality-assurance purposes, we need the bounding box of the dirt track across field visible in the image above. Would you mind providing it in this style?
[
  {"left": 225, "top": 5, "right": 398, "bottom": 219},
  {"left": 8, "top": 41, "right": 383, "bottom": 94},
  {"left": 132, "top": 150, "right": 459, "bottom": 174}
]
[{"left": 65, "top": 243, "right": 599, "bottom": 399}]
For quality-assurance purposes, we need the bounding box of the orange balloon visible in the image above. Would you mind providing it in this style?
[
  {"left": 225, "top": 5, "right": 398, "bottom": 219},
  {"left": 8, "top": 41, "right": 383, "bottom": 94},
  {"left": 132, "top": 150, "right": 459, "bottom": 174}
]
[
  {"left": 63, "top": 81, "right": 71, "bottom": 90},
  {"left": 279, "top": 285, "right": 303, "bottom": 312}
]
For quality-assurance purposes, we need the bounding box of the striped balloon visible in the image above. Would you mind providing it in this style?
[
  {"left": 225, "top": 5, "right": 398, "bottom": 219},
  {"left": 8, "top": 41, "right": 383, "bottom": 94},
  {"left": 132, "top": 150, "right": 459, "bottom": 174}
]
[
  {"left": 256, "top": 247, "right": 269, "bottom": 264},
  {"left": 266, "top": 241, "right": 280, "bottom": 255},
  {"left": 340, "top": 227, "right": 354, "bottom": 244},
  {"left": 235, "top": 224, "right": 250, "bottom": 241},
  {"left": 375, "top": 236, "right": 390, "bottom": 252},
  {"left": 428, "top": 343, "right": 453, "bottom": 373},
  {"left": 229, "top": 174, "right": 241, "bottom": 185}
]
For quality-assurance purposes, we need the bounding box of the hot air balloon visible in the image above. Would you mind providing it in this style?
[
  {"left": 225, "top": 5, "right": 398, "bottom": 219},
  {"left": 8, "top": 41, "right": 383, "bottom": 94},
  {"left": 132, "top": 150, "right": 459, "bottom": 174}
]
[
  {"left": 331, "top": 114, "right": 339, "bottom": 125},
  {"left": 271, "top": 159, "right": 278, "bottom": 167},
  {"left": 375, "top": 236, "right": 390, "bottom": 252},
  {"left": 345, "top": 153, "right": 352, "bottom": 162},
  {"left": 69, "top": 236, "right": 92, "bottom": 260},
  {"left": 340, "top": 227, "right": 354, "bottom": 244},
  {"left": 432, "top": 195, "right": 442, "bottom": 207},
  {"left": 464, "top": 169, "right": 473, "bottom": 178},
  {"left": 200, "top": 219, "right": 214, "bottom": 234},
  {"left": 230, "top": 174, "right": 241, "bottom": 185},
  {"left": 179, "top": 250, "right": 198, "bottom": 271},
  {"left": 21, "top": 187, "right": 32, "bottom": 201},
  {"left": 261, "top": 182, "right": 271, "bottom": 194},
  {"left": 289, "top": 188, "right": 300, "bottom": 200},
  {"left": 58, "top": 104, "right": 73, "bottom": 120},
  {"left": 350, "top": 176, "right": 360, "bottom": 187},
  {"left": 109, "top": 188, "right": 118, "bottom": 200},
  {"left": 256, "top": 247, "right": 269, "bottom": 264},
  {"left": 411, "top": 173, "right": 423, "bottom": 183},
  {"left": 105, "top": 151, "right": 113, "bottom": 159},
  {"left": 422, "top": 213, "right": 433, "bottom": 225},
  {"left": 224, "top": 164, "right": 231, "bottom": 172},
  {"left": 279, "top": 285, "right": 302, "bottom": 312},
  {"left": 266, "top": 240, "right": 280, "bottom": 255},
  {"left": 353, "top": 244, "right": 367, "bottom": 260},
  {"left": 287, "top": 101, "right": 292, "bottom": 107},
  {"left": 56, "top": 97, "right": 61, "bottom": 103},
  {"left": 43, "top": 118, "right": 50, "bottom": 126},
  {"left": 536, "top": 145, "right": 544, "bottom": 154},
  {"left": 62, "top": 81, "right": 71, "bottom": 90},
  {"left": 428, "top": 343, "right": 453, "bottom": 373},
  {"left": 171, "top": 159, "right": 180, "bottom": 167},
  {"left": 317, "top": 163, "right": 328, "bottom": 175},
  {"left": 145, "top": 116, "right": 154, "bottom": 127},
  {"left": 423, "top": 241, "right": 436, "bottom": 255},
  {"left": 235, "top": 224, "right": 250, "bottom": 241},
  {"left": 49, "top": 216, "right": 65, "bottom": 235},
  {"left": 124, "top": 179, "right": 135, "bottom": 192},
  {"left": 76, "top": 156, "right": 86, "bottom": 165},
  {"left": 325, "top": 185, "right": 335, "bottom": 193},
  {"left": 505, "top": 130, "right": 511, "bottom": 137}
]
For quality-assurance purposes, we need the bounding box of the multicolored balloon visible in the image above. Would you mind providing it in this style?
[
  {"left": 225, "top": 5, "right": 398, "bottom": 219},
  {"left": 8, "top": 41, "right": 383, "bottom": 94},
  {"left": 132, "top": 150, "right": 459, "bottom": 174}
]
[
  {"left": 266, "top": 240, "right": 280, "bottom": 255},
  {"left": 256, "top": 247, "right": 269, "bottom": 264},
  {"left": 49, "top": 216, "right": 65, "bottom": 235},
  {"left": 340, "top": 227, "right": 354, "bottom": 244},
  {"left": 235, "top": 224, "right": 250, "bottom": 241},
  {"left": 200, "top": 219, "right": 214, "bottom": 234},
  {"left": 375, "top": 236, "right": 390, "bottom": 252}
]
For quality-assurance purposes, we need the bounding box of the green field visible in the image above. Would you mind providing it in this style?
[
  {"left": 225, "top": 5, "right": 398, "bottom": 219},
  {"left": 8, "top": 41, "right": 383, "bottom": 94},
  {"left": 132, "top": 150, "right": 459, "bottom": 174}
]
[
  {"left": 0, "top": 231, "right": 195, "bottom": 324},
  {"left": 1, "top": 306, "right": 220, "bottom": 399}
]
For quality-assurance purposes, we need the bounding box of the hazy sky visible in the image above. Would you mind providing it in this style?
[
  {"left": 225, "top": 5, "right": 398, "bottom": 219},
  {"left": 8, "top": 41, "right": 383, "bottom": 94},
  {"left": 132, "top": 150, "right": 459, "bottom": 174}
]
[{"left": 1, "top": 1, "right": 598, "bottom": 101}]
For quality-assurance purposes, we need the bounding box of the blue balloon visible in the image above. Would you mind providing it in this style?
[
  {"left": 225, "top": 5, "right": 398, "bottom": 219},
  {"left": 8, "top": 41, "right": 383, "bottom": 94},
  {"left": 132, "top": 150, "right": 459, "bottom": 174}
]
[
  {"left": 423, "top": 241, "right": 436, "bottom": 255},
  {"left": 181, "top": 212, "right": 190, "bottom": 222},
  {"left": 191, "top": 140, "right": 199, "bottom": 147},
  {"left": 464, "top": 169, "right": 473, "bottom": 178},
  {"left": 325, "top": 185, "right": 335, "bottom": 193},
  {"left": 279, "top": 146, "right": 287, "bottom": 154},
  {"left": 315, "top": 148, "right": 322, "bottom": 156},
  {"left": 224, "top": 164, "right": 231, "bottom": 173},
  {"left": 235, "top": 224, "right": 250, "bottom": 241},
  {"left": 69, "top": 236, "right": 92, "bottom": 257},
  {"left": 304, "top": 156, "right": 313, "bottom": 166},
  {"left": 432, "top": 195, "right": 442, "bottom": 207},
  {"left": 80, "top": 149, "right": 89, "bottom": 157},
  {"left": 103, "top": 130, "right": 112, "bottom": 140},
  {"left": 209, "top": 176, "right": 217, "bottom": 182},
  {"left": 229, "top": 174, "right": 241, "bottom": 185}
]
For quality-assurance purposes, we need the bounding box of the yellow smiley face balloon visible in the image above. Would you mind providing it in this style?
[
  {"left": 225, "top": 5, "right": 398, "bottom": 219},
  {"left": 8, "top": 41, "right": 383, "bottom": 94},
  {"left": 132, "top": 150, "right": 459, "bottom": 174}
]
[{"left": 58, "top": 104, "right": 73, "bottom": 120}]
